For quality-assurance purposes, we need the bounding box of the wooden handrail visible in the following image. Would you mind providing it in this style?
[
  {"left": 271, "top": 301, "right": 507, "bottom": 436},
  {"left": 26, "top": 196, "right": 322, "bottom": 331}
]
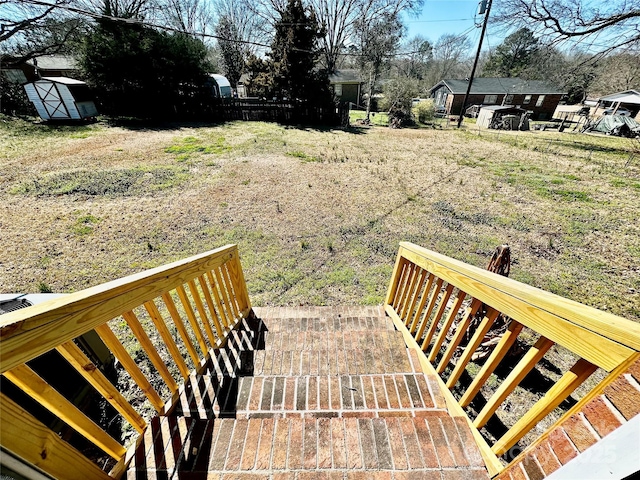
[
  {"left": 0, "top": 245, "right": 240, "bottom": 373},
  {"left": 385, "top": 242, "right": 640, "bottom": 476},
  {"left": 0, "top": 244, "right": 251, "bottom": 479}
]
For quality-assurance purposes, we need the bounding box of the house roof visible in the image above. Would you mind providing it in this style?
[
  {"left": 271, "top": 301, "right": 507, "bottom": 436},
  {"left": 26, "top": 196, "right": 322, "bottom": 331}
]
[
  {"left": 598, "top": 90, "right": 640, "bottom": 105},
  {"left": 431, "top": 77, "right": 566, "bottom": 95},
  {"left": 28, "top": 55, "right": 78, "bottom": 71},
  {"left": 329, "top": 69, "right": 362, "bottom": 84}
]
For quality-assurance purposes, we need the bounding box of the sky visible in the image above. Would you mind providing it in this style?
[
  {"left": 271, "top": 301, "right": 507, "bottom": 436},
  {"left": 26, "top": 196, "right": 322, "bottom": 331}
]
[{"left": 402, "top": 0, "right": 504, "bottom": 48}]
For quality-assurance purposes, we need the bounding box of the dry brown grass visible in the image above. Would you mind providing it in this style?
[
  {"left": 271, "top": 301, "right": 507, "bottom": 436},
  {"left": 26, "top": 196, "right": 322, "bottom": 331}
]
[{"left": 2, "top": 117, "right": 638, "bottom": 322}]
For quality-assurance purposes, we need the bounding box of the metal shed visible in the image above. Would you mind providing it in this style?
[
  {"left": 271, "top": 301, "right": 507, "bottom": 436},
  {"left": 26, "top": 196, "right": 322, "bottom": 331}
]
[
  {"left": 209, "top": 74, "right": 233, "bottom": 98},
  {"left": 477, "top": 105, "right": 528, "bottom": 129},
  {"left": 23, "top": 77, "right": 98, "bottom": 121}
]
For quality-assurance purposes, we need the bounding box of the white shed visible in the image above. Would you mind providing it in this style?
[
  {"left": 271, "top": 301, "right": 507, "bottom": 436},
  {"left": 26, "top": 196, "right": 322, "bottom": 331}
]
[{"left": 24, "top": 77, "right": 98, "bottom": 121}]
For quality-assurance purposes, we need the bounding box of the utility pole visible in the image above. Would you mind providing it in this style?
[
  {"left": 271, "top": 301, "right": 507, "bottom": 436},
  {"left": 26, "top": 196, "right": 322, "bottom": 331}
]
[{"left": 457, "top": 0, "right": 493, "bottom": 128}]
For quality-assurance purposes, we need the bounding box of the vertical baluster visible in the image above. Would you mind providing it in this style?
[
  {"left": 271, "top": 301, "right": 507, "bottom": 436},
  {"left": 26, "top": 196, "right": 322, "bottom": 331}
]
[
  {"left": 176, "top": 285, "right": 210, "bottom": 355},
  {"left": 402, "top": 268, "right": 426, "bottom": 325},
  {"left": 409, "top": 273, "right": 434, "bottom": 332},
  {"left": 94, "top": 323, "right": 164, "bottom": 412},
  {"left": 206, "top": 270, "right": 231, "bottom": 329},
  {"left": 198, "top": 275, "right": 225, "bottom": 339},
  {"left": 187, "top": 280, "right": 218, "bottom": 348},
  {"left": 3, "top": 365, "right": 126, "bottom": 459},
  {"left": 121, "top": 310, "right": 179, "bottom": 393},
  {"left": 393, "top": 263, "right": 410, "bottom": 311},
  {"left": 385, "top": 254, "right": 407, "bottom": 307},
  {"left": 446, "top": 308, "right": 500, "bottom": 389},
  {"left": 57, "top": 341, "right": 147, "bottom": 433},
  {"left": 222, "top": 263, "right": 241, "bottom": 319},
  {"left": 161, "top": 292, "right": 200, "bottom": 366},
  {"left": 428, "top": 289, "right": 467, "bottom": 363},
  {"left": 215, "top": 267, "right": 236, "bottom": 325},
  {"left": 144, "top": 300, "right": 190, "bottom": 379},
  {"left": 227, "top": 252, "right": 251, "bottom": 312},
  {"left": 414, "top": 278, "right": 444, "bottom": 342},
  {"left": 492, "top": 358, "right": 597, "bottom": 456},
  {"left": 459, "top": 320, "right": 524, "bottom": 407},
  {"left": 421, "top": 283, "right": 455, "bottom": 351},
  {"left": 397, "top": 264, "right": 417, "bottom": 317},
  {"left": 436, "top": 298, "right": 482, "bottom": 374},
  {"left": 399, "top": 266, "right": 421, "bottom": 322},
  {"left": 474, "top": 336, "right": 555, "bottom": 428}
]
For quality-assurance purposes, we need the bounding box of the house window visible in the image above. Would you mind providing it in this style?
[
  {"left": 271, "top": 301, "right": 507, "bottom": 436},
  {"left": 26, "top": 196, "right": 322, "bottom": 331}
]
[
  {"left": 504, "top": 94, "right": 514, "bottom": 104},
  {"left": 536, "top": 95, "right": 545, "bottom": 107},
  {"left": 484, "top": 94, "right": 497, "bottom": 104},
  {"left": 523, "top": 95, "right": 532, "bottom": 104},
  {"left": 334, "top": 84, "right": 343, "bottom": 96}
]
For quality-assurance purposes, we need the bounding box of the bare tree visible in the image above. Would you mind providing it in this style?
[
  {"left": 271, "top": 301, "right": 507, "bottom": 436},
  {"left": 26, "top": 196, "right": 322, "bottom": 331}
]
[
  {"left": 312, "top": 0, "right": 422, "bottom": 73},
  {"left": 214, "top": 0, "right": 267, "bottom": 55},
  {"left": 423, "top": 33, "right": 471, "bottom": 87},
  {"left": 494, "top": 0, "right": 640, "bottom": 54},
  {"left": 395, "top": 34, "right": 432, "bottom": 79},
  {"left": 0, "top": 0, "right": 85, "bottom": 63},
  {"left": 157, "top": 0, "right": 214, "bottom": 39}
]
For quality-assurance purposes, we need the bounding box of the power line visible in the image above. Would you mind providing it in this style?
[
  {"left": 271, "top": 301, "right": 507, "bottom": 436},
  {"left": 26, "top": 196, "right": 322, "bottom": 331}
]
[{"left": 19, "top": 0, "right": 477, "bottom": 58}]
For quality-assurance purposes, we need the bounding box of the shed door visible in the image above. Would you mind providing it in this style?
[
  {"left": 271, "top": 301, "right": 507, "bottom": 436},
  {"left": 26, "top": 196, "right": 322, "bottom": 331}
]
[{"left": 34, "top": 82, "right": 71, "bottom": 119}]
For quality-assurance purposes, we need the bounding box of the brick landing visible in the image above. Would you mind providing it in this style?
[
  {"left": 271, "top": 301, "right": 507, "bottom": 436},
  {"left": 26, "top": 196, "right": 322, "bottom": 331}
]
[{"left": 126, "top": 307, "right": 489, "bottom": 479}]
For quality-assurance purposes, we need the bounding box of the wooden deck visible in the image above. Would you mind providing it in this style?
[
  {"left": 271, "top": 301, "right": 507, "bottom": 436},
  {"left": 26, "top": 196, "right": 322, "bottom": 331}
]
[{"left": 126, "top": 307, "right": 489, "bottom": 479}]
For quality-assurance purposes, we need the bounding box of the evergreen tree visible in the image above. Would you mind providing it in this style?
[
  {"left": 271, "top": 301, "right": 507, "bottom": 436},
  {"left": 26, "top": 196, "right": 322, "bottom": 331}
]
[
  {"left": 215, "top": 16, "right": 246, "bottom": 87},
  {"left": 247, "top": 0, "right": 331, "bottom": 105},
  {"left": 81, "top": 20, "right": 211, "bottom": 118},
  {"left": 483, "top": 28, "right": 540, "bottom": 78}
]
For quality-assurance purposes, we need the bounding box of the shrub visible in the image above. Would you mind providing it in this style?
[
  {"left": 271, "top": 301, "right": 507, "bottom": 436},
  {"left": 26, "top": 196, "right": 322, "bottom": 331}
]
[{"left": 412, "top": 99, "right": 435, "bottom": 123}]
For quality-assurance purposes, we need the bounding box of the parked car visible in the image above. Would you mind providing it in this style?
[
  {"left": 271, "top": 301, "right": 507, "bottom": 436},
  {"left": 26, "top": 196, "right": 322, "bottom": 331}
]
[{"left": 603, "top": 107, "right": 632, "bottom": 116}]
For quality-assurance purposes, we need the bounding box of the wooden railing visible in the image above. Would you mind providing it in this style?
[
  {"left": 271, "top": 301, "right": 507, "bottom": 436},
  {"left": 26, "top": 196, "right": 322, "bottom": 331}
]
[
  {"left": 0, "top": 244, "right": 250, "bottom": 479},
  {"left": 385, "top": 242, "right": 640, "bottom": 477}
]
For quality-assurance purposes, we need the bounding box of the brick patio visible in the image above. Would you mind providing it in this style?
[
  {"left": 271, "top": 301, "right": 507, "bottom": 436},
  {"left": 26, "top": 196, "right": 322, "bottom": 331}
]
[{"left": 126, "top": 307, "right": 490, "bottom": 479}]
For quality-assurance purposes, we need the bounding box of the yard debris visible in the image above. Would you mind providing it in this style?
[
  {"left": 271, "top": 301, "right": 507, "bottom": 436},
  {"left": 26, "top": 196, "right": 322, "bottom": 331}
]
[
  {"left": 451, "top": 244, "right": 518, "bottom": 363},
  {"left": 583, "top": 115, "right": 640, "bottom": 138}
]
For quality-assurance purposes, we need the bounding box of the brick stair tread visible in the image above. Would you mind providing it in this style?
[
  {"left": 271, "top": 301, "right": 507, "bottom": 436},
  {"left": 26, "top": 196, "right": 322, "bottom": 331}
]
[
  {"left": 127, "top": 416, "right": 489, "bottom": 478},
  {"left": 203, "top": 346, "right": 419, "bottom": 377},
  {"left": 225, "top": 329, "right": 407, "bottom": 352},
  {"left": 170, "top": 374, "right": 447, "bottom": 419},
  {"left": 252, "top": 306, "right": 387, "bottom": 320}
]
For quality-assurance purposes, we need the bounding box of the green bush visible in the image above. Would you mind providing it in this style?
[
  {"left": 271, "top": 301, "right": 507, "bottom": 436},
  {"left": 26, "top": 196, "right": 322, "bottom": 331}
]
[{"left": 412, "top": 99, "right": 435, "bottom": 124}]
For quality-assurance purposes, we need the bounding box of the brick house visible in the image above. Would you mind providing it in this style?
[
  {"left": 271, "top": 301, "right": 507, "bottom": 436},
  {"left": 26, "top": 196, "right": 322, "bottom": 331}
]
[{"left": 430, "top": 77, "right": 566, "bottom": 120}]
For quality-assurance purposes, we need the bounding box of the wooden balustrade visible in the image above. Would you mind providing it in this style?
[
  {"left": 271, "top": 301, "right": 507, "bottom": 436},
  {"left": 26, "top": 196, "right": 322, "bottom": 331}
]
[
  {"left": 0, "top": 244, "right": 250, "bottom": 479},
  {"left": 384, "top": 242, "right": 640, "bottom": 477}
]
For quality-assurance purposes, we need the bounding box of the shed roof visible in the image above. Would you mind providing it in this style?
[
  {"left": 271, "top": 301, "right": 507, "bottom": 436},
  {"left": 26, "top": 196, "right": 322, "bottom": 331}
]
[
  {"left": 431, "top": 77, "right": 565, "bottom": 95},
  {"left": 479, "top": 105, "right": 527, "bottom": 113},
  {"left": 39, "top": 77, "right": 86, "bottom": 85},
  {"left": 598, "top": 90, "right": 640, "bottom": 105}
]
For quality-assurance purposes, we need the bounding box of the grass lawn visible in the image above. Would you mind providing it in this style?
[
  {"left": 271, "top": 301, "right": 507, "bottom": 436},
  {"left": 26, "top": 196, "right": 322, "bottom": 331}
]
[
  {"left": 1, "top": 115, "right": 639, "bottom": 323},
  {"left": 349, "top": 109, "right": 390, "bottom": 126}
]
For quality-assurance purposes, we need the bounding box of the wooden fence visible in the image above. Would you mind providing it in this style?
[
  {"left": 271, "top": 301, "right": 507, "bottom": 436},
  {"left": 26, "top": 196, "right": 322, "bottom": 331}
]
[
  {"left": 204, "top": 98, "right": 350, "bottom": 126},
  {"left": 0, "top": 245, "right": 250, "bottom": 479},
  {"left": 384, "top": 242, "right": 640, "bottom": 477}
]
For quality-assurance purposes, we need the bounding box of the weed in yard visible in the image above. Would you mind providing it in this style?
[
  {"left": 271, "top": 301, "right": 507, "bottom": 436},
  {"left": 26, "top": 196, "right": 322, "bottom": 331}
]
[
  {"left": 165, "top": 136, "right": 231, "bottom": 155},
  {"left": 11, "top": 166, "right": 190, "bottom": 196},
  {"left": 73, "top": 213, "right": 100, "bottom": 236},
  {"left": 38, "top": 282, "right": 53, "bottom": 293}
]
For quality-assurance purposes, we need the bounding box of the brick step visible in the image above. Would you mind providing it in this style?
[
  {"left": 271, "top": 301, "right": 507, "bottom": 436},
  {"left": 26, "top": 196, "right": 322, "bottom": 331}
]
[
  {"left": 127, "top": 416, "right": 488, "bottom": 478},
  {"left": 252, "top": 306, "right": 387, "bottom": 320},
  {"left": 171, "top": 374, "right": 447, "bottom": 420},
  {"left": 225, "top": 329, "right": 407, "bottom": 353},
  {"left": 203, "top": 346, "right": 420, "bottom": 378},
  {"left": 257, "top": 316, "right": 396, "bottom": 333}
]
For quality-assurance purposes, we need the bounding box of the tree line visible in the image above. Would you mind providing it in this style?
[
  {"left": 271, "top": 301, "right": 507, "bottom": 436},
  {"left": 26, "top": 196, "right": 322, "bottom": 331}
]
[{"left": 1, "top": 0, "right": 639, "bottom": 120}]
